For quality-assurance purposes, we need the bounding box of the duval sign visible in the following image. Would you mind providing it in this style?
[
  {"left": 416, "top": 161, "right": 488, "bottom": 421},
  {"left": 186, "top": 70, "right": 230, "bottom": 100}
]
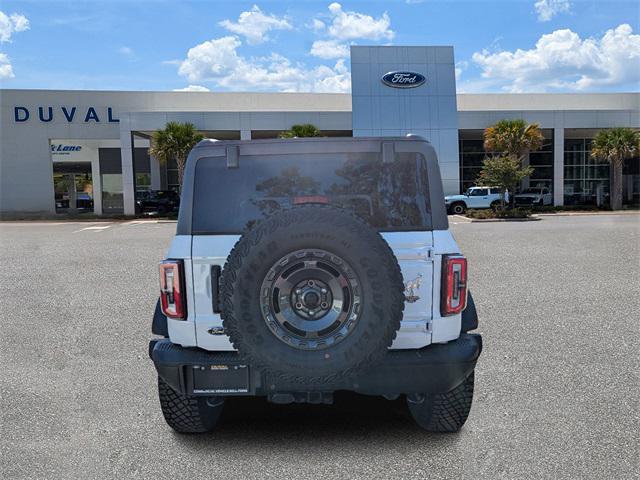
[
  {"left": 381, "top": 71, "right": 426, "bottom": 88},
  {"left": 14, "top": 106, "right": 120, "bottom": 123}
]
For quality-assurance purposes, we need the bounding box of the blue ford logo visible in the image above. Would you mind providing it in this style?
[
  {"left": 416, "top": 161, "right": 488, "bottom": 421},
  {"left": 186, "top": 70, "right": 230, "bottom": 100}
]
[{"left": 381, "top": 71, "right": 426, "bottom": 88}]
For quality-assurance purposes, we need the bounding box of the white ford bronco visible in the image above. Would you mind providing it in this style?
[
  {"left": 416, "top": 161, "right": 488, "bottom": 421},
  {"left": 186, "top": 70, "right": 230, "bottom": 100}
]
[
  {"left": 149, "top": 136, "right": 482, "bottom": 433},
  {"left": 445, "top": 186, "right": 506, "bottom": 214}
]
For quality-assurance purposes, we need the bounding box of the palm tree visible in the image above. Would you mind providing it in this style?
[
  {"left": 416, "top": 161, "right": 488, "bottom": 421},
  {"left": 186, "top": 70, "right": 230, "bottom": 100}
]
[
  {"left": 279, "top": 124, "right": 321, "bottom": 138},
  {"left": 148, "top": 122, "right": 204, "bottom": 189},
  {"left": 590, "top": 128, "right": 640, "bottom": 210},
  {"left": 483, "top": 119, "right": 544, "bottom": 207},
  {"left": 484, "top": 119, "right": 545, "bottom": 160}
]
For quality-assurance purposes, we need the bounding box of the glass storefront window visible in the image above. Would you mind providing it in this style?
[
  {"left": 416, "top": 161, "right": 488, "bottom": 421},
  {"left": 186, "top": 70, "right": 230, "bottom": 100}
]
[
  {"left": 136, "top": 173, "right": 151, "bottom": 191},
  {"left": 167, "top": 169, "right": 179, "bottom": 190},
  {"left": 99, "top": 148, "right": 124, "bottom": 213},
  {"left": 52, "top": 162, "right": 94, "bottom": 213},
  {"left": 102, "top": 173, "right": 124, "bottom": 213},
  {"left": 459, "top": 133, "right": 554, "bottom": 193},
  {"left": 563, "top": 138, "right": 610, "bottom": 206}
]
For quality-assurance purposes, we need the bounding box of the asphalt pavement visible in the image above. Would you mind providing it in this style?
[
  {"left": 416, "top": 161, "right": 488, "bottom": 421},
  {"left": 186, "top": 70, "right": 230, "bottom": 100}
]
[{"left": 1, "top": 215, "right": 638, "bottom": 479}]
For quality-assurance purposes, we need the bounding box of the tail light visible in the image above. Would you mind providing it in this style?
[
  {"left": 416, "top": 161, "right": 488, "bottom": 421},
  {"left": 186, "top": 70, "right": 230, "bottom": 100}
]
[
  {"left": 441, "top": 255, "right": 467, "bottom": 316},
  {"left": 159, "top": 260, "right": 186, "bottom": 319}
]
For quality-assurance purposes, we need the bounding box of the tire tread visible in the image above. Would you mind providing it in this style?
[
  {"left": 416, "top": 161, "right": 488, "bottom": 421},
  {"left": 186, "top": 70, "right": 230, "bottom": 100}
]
[
  {"left": 220, "top": 204, "right": 405, "bottom": 384},
  {"left": 158, "top": 377, "right": 222, "bottom": 433},
  {"left": 408, "top": 372, "right": 474, "bottom": 432}
]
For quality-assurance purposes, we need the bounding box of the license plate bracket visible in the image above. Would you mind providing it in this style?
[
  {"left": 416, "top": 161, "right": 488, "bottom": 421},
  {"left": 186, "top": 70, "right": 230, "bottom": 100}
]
[{"left": 191, "top": 364, "right": 249, "bottom": 395}]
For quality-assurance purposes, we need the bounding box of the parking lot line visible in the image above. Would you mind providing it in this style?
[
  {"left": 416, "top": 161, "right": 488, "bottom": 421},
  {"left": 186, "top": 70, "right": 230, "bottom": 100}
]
[{"left": 72, "top": 224, "right": 112, "bottom": 233}]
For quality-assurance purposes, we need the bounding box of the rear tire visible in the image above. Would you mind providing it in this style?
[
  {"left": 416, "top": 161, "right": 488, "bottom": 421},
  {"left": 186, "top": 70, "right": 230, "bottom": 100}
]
[
  {"left": 220, "top": 205, "right": 404, "bottom": 384},
  {"left": 407, "top": 371, "right": 474, "bottom": 432},
  {"left": 449, "top": 202, "right": 466, "bottom": 215},
  {"left": 490, "top": 200, "right": 501, "bottom": 211},
  {"left": 158, "top": 376, "right": 224, "bottom": 433}
]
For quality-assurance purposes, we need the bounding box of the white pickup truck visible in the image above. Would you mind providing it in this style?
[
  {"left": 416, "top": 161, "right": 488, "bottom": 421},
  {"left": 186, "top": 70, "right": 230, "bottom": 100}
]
[
  {"left": 445, "top": 186, "right": 506, "bottom": 214},
  {"left": 515, "top": 187, "right": 553, "bottom": 206}
]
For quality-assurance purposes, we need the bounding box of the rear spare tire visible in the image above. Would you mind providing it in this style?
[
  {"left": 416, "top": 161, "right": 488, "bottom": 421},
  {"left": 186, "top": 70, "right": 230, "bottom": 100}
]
[{"left": 220, "top": 205, "right": 405, "bottom": 383}]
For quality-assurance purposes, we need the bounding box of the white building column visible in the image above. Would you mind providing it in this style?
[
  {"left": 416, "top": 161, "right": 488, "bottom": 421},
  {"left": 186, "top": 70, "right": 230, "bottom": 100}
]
[
  {"left": 241, "top": 129, "right": 251, "bottom": 140},
  {"left": 553, "top": 127, "right": 564, "bottom": 206},
  {"left": 119, "top": 117, "right": 136, "bottom": 215},
  {"left": 91, "top": 151, "right": 103, "bottom": 215}
]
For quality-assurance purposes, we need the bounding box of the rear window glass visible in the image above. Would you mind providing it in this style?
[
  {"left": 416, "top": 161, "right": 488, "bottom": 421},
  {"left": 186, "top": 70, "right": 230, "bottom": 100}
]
[{"left": 192, "top": 151, "right": 431, "bottom": 233}]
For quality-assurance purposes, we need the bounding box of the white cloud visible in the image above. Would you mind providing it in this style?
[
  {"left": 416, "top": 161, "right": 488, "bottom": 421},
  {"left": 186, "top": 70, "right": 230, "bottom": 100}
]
[
  {"left": 534, "top": 0, "right": 570, "bottom": 22},
  {"left": 455, "top": 61, "right": 468, "bottom": 81},
  {"left": 309, "top": 18, "right": 325, "bottom": 32},
  {"left": 325, "top": 3, "right": 393, "bottom": 41},
  {"left": 0, "top": 52, "right": 14, "bottom": 79},
  {"left": 177, "top": 35, "right": 350, "bottom": 93},
  {"left": 307, "top": 3, "right": 394, "bottom": 59},
  {"left": 219, "top": 5, "right": 291, "bottom": 45},
  {"left": 310, "top": 39, "right": 349, "bottom": 59},
  {"left": 0, "top": 11, "right": 29, "bottom": 42},
  {"left": 173, "top": 85, "right": 211, "bottom": 92},
  {"left": 471, "top": 24, "right": 640, "bottom": 92},
  {"left": 405, "top": 0, "right": 425, "bottom": 4},
  {"left": 178, "top": 36, "right": 243, "bottom": 82},
  {"left": 118, "top": 46, "right": 134, "bottom": 56}
]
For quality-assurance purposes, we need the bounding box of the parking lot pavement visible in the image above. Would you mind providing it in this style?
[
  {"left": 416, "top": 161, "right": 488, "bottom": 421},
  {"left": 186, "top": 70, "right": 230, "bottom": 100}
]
[{"left": 1, "top": 215, "right": 638, "bottom": 479}]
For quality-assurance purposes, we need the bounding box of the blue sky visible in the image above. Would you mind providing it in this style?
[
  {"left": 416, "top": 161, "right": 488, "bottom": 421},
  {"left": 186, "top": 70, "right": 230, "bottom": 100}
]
[{"left": 0, "top": 0, "right": 638, "bottom": 93}]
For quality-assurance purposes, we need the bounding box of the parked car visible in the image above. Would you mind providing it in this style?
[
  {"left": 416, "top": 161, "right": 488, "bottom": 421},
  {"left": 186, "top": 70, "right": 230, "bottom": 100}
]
[
  {"left": 136, "top": 190, "right": 180, "bottom": 215},
  {"left": 445, "top": 186, "right": 506, "bottom": 214},
  {"left": 149, "top": 137, "right": 482, "bottom": 433},
  {"left": 515, "top": 187, "right": 552, "bottom": 206},
  {"left": 54, "top": 192, "right": 93, "bottom": 211}
]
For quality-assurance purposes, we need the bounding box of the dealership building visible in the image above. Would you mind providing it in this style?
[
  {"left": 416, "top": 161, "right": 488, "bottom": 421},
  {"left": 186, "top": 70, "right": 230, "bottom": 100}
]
[{"left": 1, "top": 45, "right": 638, "bottom": 216}]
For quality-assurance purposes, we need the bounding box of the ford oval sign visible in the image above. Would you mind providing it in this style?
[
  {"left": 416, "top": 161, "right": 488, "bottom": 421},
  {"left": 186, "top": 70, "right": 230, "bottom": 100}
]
[{"left": 381, "top": 71, "right": 426, "bottom": 89}]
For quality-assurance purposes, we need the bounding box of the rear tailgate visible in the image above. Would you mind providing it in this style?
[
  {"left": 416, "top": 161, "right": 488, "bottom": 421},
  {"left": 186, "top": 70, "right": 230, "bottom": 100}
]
[
  {"left": 382, "top": 232, "right": 433, "bottom": 349},
  {"left": 191, "top": 232, "right": 434, "bottom": 351}
]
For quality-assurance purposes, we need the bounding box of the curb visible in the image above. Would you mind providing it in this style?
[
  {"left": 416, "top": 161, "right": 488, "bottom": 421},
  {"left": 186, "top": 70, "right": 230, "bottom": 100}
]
[
  {"left": 0, "top": 217, "right": 178, "bottom": 223},
  {"left": 535, "top": 211, "right": 639, "bottom": 217},
  {"left": 466, "top": 217, "right": 541, "bottom": 223}
]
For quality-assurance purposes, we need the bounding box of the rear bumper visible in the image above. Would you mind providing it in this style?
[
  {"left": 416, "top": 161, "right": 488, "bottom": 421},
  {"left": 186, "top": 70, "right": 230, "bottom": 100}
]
[{"left": 149, "top": 333, "right": 482, "bottom": 397}]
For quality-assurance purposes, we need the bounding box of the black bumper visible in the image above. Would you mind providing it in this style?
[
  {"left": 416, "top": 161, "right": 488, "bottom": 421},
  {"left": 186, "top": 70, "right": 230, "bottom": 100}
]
[{"left": 149, "top": 333, "right": 482, "bottom": 398}]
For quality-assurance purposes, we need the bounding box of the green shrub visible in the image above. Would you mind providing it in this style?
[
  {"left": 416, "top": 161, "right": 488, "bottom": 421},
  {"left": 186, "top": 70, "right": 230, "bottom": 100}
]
[
  {"left": 498, "top": 207, "right": 532, "bottom": 218},
  {"left": 465, "top": 209, "right": 496, "bottom": 219},
  {"left": 465, "top": 208, "right": 531, "bottom": 219}
]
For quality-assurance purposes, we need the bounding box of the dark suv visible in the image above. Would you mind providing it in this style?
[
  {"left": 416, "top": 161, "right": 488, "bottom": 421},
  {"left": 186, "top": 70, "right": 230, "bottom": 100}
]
[{"left": 136, "top": 190, "right": 180, "bottom": 215}]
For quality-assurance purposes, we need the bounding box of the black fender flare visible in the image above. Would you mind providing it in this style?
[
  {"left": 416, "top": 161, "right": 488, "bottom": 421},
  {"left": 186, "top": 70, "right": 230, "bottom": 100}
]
[
  {"left": 461, "top": 291, "right": 478, "bottom": 333},
  {"left": 152, "top": 298, "right": 169, "bottom": 337}
]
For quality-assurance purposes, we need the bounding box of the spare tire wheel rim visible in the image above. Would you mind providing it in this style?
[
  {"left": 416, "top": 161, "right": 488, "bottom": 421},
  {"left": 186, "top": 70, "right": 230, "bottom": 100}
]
[{"left": 260, "top": 249, "right": 361, "bottom": 350}]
